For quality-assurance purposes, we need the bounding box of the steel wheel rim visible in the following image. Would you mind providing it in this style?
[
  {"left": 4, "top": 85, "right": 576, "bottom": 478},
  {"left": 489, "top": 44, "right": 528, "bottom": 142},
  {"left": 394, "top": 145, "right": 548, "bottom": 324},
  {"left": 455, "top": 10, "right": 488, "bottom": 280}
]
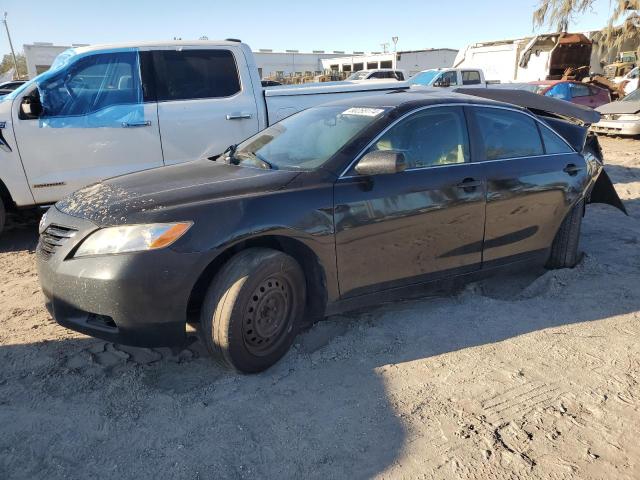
[{"left": 242, "top": 275, "right": 293, "bottom": 356}]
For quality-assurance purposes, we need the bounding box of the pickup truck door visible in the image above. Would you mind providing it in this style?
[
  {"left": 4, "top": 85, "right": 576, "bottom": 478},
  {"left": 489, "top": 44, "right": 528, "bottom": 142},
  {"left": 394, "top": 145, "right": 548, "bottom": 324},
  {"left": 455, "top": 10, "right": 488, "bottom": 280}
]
[
  {"left": 11, "top": 49, "right": 164, "bottom": 204},
  {"left": 334, "top": 106, "right": 486, "bottom": 297},
  {"left": 149, "top": 47, "right": 260, "bottom": 164}
]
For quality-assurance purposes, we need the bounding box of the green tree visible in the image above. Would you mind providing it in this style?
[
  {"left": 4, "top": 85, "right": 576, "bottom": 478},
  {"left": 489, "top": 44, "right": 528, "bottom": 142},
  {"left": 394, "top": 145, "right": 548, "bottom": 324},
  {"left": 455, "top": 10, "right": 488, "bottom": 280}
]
[
  {"left": 533, "top": 0, "right": 640, "bottom": 50},
  {"left": 0, "top": 52, "right": 27, "bottom": 79}
]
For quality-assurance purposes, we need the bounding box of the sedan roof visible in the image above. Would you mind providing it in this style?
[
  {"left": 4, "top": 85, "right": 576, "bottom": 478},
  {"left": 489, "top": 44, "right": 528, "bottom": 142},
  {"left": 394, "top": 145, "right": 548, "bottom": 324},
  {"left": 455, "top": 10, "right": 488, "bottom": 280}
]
[{"left": 320, "top": 89, "right": 512, "bottom": 110}]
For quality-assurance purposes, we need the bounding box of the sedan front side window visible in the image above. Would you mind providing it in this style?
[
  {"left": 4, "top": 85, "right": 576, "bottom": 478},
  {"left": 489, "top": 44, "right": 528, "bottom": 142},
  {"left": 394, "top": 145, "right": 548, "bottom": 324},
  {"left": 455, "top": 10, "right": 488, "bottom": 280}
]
[{"left": 367, "top": 106, "right": 470, "bottom": 169}]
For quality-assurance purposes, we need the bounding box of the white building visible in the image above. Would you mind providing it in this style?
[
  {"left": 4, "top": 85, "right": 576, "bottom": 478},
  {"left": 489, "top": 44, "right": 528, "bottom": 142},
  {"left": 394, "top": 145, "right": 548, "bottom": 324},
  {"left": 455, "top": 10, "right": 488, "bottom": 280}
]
[
  {"left": 24, "top": 42, "right": 88, "bottom": 78},
  {"left": 320, "top": 49, "right": 458, "bottom": 77},
  {"left": 254, "top": 49, "right": 347, "bottom": 78},
  {"left": 23, "top": 42, "right": 346, "bottom": 80}
]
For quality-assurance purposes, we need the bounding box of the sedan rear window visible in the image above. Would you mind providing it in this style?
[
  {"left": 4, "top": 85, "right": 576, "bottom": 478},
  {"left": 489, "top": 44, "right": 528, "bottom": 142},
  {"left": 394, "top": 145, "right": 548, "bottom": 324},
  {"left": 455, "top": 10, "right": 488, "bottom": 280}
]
[{"left": 474, "top": 108, "right": 544, "bottom": 160}]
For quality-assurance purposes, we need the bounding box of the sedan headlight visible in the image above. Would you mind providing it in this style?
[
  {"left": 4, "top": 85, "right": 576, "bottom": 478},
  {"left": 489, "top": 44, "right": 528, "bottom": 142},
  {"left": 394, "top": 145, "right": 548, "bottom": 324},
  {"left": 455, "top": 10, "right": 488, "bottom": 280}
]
[
  {"left": 615, "top": 114, "right": 640, "bottom": 121},
  {"left": 74, "top": 222, "right": 192, "bottom": 258}
]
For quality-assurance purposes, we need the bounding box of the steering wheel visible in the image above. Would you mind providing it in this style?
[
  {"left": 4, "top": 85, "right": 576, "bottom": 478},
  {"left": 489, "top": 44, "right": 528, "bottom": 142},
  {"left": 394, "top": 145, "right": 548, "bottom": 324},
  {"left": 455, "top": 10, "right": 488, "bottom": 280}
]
[{"left": 63, "top": 74, "right": 78, "bottom": 100}]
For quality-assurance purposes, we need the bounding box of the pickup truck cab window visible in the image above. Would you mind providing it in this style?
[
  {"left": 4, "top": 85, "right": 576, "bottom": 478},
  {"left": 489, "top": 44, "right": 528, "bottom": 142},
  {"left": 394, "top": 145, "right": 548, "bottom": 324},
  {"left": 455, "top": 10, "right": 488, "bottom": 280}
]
[
  {"left": 367, "top": 106, "right": 469, "bottom": 168},
  {"left": 462, "top": 71, "right": 482, "bottom": 85},
  {"left": 472, "top": 107, "right": 543, "bottom": 160},
  {"left": 440, "top": 71, "right": 458, "bottom": 86},
  {"left": 152, "top": 49, "right": 241, "bottom": 101},
  {"left": 36, "top": 51, "right": 141, "bottom": 117}
]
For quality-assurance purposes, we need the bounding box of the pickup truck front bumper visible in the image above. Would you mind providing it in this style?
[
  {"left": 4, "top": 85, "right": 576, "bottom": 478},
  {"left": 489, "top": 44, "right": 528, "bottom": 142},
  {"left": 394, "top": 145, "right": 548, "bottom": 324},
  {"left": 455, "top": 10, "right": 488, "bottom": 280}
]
[{"left": 36, "top": 206, "right": 203, "bottom": 347}]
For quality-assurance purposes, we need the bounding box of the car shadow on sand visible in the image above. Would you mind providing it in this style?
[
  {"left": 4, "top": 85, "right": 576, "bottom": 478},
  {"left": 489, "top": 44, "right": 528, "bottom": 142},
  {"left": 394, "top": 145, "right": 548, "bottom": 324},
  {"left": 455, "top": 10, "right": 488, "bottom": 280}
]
[
  {"left": 1, "top": 204, "right": 638, "bottom": 479},
  {"left": 0, "top": 211, "right": 41, "bottom": 254}
]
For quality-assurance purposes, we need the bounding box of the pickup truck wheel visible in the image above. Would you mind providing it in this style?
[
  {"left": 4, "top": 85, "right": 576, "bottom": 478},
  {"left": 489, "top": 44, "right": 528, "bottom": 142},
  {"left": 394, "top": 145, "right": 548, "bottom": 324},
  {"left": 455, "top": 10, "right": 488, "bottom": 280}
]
[
  {"left": 0, "top": 198, "right": 5, "bottom": 236},
  {"left": 546, "top": 199, "right": 584, "bottom": 269},
  {"left": 200, "top": 248, "right": 305, "bottom": 373}
]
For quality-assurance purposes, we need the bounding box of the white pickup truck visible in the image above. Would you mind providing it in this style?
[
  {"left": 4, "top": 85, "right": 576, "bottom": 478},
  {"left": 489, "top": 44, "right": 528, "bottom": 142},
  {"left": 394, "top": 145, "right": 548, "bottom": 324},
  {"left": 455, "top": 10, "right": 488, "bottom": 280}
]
[
  {"left": 0, "top": 39, "right": 408, "bottom": 233},
  {"left": 409, "top": 68, "right": 493, "bottom": 88}
]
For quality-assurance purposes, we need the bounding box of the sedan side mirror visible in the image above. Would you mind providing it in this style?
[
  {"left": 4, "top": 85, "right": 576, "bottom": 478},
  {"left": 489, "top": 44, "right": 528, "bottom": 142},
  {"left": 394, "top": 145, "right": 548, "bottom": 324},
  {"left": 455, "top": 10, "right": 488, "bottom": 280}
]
[{"left": 355, "top": 150, "right": 407, "bottom": 176}]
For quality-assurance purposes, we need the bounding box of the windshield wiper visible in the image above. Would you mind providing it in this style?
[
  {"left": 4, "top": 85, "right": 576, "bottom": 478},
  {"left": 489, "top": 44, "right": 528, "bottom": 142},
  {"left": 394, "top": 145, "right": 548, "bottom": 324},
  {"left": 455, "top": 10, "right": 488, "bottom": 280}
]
[
  {"left": 208, "top": 144, "right": 238, "bottom": 164},
  {"left": 249, "top": 151, "right": 273, "bottom": 170}
]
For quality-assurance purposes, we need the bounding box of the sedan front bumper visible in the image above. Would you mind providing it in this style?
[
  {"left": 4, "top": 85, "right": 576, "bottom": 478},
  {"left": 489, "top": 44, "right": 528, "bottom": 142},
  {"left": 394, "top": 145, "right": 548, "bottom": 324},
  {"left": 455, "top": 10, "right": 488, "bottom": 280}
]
[
  {"left": 36, "top": 207, "right": 205, "bottom": 347},
  {"left": 591, "top": 119, "right": 640, "bottom": 136}
]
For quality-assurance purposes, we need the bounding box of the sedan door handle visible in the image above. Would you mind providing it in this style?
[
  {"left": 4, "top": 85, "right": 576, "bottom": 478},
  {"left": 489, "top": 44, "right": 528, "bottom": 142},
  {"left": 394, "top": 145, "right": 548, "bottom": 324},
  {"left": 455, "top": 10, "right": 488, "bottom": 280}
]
[
  {"left": 563, "top": 164, "right": 582, "bottom": 176},
  {"left": 226, "top": 113, "right": 253, "bottom": 120},
  {"left": 121, "top": 121, "right": 151, "bottom": 128},
  {"left": 456, "top": 178, "right": 482, "bottom": 190}
]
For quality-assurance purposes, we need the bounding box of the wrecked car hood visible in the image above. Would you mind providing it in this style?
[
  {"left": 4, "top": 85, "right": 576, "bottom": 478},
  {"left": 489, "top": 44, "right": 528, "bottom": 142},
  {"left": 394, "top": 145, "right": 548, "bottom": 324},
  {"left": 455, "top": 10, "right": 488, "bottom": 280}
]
[
  {"left": 597, "top": 100, "right": 640, "bottom": 115},
  {"left": 56, "top": 160, "right": 299, "bottom": 225}
]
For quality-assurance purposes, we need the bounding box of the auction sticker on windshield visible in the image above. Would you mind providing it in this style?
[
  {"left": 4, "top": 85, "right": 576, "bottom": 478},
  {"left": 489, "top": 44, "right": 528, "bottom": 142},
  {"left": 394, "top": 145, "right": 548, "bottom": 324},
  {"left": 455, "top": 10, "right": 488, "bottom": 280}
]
[{"left": 342, "top": 107, "right": 385, "bottom": 117}]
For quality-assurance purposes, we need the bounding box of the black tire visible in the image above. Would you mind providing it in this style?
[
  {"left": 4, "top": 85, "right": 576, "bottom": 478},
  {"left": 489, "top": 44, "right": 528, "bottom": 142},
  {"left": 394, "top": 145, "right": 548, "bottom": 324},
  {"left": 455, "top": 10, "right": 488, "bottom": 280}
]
[
  {"left": 0, "top": 197, "right": 5, "bottom": 236},
  {"left": 200, "top": 248, "right": 306, "bottom": 373},
  {"left": 546, "top": 199, "right": 584, "bottom": 269}
]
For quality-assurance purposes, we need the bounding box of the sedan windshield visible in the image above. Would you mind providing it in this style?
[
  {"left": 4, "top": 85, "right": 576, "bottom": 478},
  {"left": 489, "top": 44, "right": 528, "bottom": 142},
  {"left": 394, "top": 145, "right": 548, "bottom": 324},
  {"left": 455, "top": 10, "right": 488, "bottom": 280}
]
[
  {"left": 347, "top": 71, "right": 369, "bottom": 80},
  {"left": 622, "top": 88, "right": 640, "bottom": 102},
  {"left": 234, "top": 105, "right": 388, "bottom": 170}
]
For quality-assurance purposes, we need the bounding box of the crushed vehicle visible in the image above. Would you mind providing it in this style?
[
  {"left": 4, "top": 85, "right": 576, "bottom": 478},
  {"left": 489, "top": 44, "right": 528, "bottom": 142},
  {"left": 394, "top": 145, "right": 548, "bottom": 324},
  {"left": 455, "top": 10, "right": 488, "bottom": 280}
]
[
  {"left": 37, "top": 89, "right": 626, "bottom": 373},
  {"left": 0, "top": 40, "right": 408, "bottom": 234},
  {"left": 529, "top": 80, "right": 611, "bottom": 108},
  {"left": 592, "top": 87, "right": 640, "bottom": 136}
]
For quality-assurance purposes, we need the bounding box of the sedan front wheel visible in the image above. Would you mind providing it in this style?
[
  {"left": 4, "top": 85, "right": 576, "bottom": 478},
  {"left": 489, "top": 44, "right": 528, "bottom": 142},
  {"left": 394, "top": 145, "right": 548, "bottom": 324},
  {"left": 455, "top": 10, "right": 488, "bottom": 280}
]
[{"left": 200, "top": 248, "right": 306, "bottom": 373}]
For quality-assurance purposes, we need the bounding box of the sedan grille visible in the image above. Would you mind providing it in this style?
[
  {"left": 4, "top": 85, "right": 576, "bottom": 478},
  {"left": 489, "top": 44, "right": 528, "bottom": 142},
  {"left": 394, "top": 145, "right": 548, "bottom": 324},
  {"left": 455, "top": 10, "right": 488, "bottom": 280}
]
[{"left": 39, "top": 224, "right": 78, "bottom": 259}]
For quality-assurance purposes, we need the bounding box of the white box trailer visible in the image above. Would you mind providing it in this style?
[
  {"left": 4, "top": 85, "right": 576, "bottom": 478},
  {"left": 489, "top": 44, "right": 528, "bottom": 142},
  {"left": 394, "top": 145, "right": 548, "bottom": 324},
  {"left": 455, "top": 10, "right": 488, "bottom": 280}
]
[{"left": 453, "top": 33, "right": 593, "bottom": 83}]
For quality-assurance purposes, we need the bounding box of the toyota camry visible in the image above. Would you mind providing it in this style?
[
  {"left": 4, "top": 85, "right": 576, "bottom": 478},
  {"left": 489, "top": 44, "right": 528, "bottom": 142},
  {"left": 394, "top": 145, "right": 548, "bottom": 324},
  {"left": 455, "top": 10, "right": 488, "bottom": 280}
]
[{"left": 37, "top": 90, "right": 626, "bottom": 373}]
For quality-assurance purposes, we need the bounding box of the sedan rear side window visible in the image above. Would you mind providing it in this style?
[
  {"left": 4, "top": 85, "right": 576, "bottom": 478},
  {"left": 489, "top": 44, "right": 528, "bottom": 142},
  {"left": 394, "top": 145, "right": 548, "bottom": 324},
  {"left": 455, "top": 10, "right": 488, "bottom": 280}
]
[
  {"left": 153, "top": 49, "right": 240, "bottom": 101},
  {"left": 539, "top": 124, "right": 573, "bottom": 154},
  {"left": 474, "top": 108, "right": 543, "bottom": 160},
  {"left": 368, "top": 107, "right": 469, "bottom": 168}
]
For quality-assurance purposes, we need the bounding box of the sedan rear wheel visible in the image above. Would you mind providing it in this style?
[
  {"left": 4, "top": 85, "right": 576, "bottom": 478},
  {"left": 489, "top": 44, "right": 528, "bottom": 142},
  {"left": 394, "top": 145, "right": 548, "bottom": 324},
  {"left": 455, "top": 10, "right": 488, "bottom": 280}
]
[
  {"left": 200, "top": 248, "right": 305, "bottom": 373},
  {"left": 546, "top": 199, "right": 584, "bottom": 269}
]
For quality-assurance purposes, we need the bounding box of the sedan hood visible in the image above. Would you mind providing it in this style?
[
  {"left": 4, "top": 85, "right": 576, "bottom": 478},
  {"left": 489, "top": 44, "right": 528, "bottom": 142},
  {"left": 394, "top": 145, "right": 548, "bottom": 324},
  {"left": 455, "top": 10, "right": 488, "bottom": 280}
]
[
  {"left": 56, "top": 160, "right": 299, "bottom": 225},
  {"left": 597, "top": 100, "right": 640, "bottom": 115}
]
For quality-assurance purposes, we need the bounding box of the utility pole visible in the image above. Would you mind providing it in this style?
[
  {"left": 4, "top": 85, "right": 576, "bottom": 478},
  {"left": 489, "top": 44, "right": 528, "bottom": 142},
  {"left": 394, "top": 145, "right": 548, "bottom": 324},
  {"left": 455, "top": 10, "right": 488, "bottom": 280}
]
[{"left": 2, "top": 12, "right": 19, "bottom": 79}]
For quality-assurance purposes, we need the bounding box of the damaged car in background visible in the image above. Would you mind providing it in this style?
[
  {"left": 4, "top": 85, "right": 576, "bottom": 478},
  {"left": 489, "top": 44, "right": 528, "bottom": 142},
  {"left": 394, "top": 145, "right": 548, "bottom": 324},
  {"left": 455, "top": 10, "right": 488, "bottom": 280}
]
[
  {"left": 592, "top": 87, "right": 640, "bottom": 136},
  {"left": 37, "top": 89, "right": 626, "bottom": 373}
]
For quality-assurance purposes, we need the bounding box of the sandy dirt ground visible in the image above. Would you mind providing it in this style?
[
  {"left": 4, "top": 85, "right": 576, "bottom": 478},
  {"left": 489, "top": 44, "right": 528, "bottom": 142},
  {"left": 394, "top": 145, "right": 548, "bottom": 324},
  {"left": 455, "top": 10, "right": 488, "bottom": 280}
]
[{"left": 1, "top": 137, "right": 639, "bottom": 480}]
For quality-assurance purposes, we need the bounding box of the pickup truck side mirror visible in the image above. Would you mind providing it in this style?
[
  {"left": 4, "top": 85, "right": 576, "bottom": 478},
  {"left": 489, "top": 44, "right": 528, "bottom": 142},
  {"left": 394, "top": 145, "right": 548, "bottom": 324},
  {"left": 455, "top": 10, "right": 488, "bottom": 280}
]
[
  {"left": 355, "top": 150, "right": 407, "bottom": 176},
  {"left": 19, "top": 95, "right": 43, "bottom": 120},
  {"left": 433, "top": 77, "right": 451, "bottom": 88}
]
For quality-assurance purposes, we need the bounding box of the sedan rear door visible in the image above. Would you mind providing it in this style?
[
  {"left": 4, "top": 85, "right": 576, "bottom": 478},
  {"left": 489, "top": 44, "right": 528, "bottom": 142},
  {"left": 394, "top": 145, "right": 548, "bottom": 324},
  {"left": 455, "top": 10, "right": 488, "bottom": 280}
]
[
  {"left": 334, "top": 106, "right": 486, "bottom": 297},
  {"left": 466, "top": 105, "right": 588, "bottom": 266}
]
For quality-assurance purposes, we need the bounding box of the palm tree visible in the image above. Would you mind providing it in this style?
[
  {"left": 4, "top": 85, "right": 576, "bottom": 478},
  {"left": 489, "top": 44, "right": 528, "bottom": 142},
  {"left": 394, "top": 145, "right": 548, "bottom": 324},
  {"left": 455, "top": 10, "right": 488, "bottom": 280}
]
[{"left": 533, "top": 0, "right": 640, "bottom": 50}]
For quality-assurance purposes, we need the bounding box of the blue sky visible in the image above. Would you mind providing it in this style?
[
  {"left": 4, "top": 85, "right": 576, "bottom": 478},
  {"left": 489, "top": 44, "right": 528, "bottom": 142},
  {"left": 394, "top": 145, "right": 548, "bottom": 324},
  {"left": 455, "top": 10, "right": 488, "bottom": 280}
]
[{"left": 2, "top": 0, "right": 614, "bottom": 55}]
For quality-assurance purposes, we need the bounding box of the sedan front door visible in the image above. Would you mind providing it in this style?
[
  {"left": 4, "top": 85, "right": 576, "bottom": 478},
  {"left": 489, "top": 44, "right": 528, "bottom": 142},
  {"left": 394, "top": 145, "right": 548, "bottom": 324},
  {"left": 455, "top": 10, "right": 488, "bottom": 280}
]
[{"left": 334, "top": 106, "right": 486, "bottom": 297}]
